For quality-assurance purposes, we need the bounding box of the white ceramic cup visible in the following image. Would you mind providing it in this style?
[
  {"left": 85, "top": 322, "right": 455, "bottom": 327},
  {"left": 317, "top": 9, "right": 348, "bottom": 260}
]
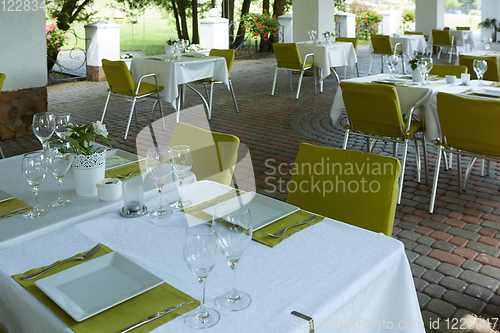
[
  {"left": 461, "top": 73, "right": 470, "bottom": 85},
  {"left": 96, "top": 178, "right": 122, "bottom": 201},
  {"left": 445, "top": 75, "right": 456, "bottom": 84}
]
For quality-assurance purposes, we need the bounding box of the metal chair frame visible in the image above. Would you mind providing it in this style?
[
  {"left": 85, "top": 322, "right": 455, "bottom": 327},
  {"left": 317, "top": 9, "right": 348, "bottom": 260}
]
[
  {"left": 272, "top": 52, "right": 317, "bottom": 99},
  {"left": 431, "top": 30, "right": 457, "bottom": 63},
  {"left": 369, "top": 37, "right": 405, "bottom": 75}
]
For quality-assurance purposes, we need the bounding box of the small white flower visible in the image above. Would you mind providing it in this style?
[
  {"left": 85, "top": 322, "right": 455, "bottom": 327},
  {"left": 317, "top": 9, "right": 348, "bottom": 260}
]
[
  {"left": 64, "top": 123, "right": 74, "bottom": 137},
  {"left": 92, "top": 120, "right": 108, "bottom": 137}
]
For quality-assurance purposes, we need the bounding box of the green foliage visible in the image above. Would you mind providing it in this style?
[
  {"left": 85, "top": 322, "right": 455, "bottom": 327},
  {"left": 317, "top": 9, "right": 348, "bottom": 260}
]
[
  {"left": 402, "top": 10, "right": 415, "bottom": 23},
  {"left": 62, "top": 121, "right": 112, "bottom": 155},
  {"left": 354, "top": 8, "right": 382, "bottom": 39},
  {"left": 46, "top": 0, "right": 96, "bottom": 30},
  {"left": 242, "top": 10, "right": 279, "bottom": 40},
  {"left": 46, "top": 20, "right": 72, "bottom": 51},
  {"left": 478, "top": 18, "right": 498, "bottom": 31},
  {"left": 335, "top": 0, "right": 346, "bottom": 12}
]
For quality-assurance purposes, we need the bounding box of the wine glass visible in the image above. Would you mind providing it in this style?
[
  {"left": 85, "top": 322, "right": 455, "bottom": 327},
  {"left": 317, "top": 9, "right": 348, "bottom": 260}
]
[
  {"left": 21, "top": 152, "right": 48, "bottom": 219},
  {"left": 424, "top": 57, "right": 433, "bottom": 85},
  {"left": 32, "top": 113, "right": 55, "bottom": 149},
  {"left": 169, "top": 145, "right": 193, "bottom": 209},
  {"left": 386, "top": 55, "right": 398, "bottom": 79},
  {"left": 183, "top": 224, "right": 220, "bottom": 329},
  {"left": 145, "top": 146, "right": 173, "bottom": 219},
  {"left": 212, "top": 203, "right": 252, "bottom": 311},
  {"left": 417, "top": 59, "right": 427, "bottom": 86},
  {"left": 46, "top": 140, "right": 74, "bottom": 209},
  {"left": 54, "top": 114, "right": 71, "bottom": 138},
  {"left": 473, "top": 59, "right": 488, "bottom": 87},
  {"left": 484, "top": 37, "right": 493, "bottom": 50}
]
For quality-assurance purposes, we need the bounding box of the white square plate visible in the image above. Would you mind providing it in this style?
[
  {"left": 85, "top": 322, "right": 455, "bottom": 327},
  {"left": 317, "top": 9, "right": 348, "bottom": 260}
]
[
  {"left": 35, "top": 252, "right": 163, "bottom": 322},
  {"left": 473, "top": 88, "right": 500, "bottom": 98},
  {"left": 203, "top": 192, "right": 299, "bottom": 231},
  {"left": 0, "top": 189, "right": 14, "bottom": 203},
  {"left": 106, "top": 149, "right": 144, "bottom": 170}
]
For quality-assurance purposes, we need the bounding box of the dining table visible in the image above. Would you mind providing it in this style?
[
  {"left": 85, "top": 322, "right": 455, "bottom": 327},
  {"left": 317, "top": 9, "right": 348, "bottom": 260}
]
[
  {"left": 297, "top": 41, "right": 358, "bottom": 91},
  {"left": 389, "top": 35, "right": 428, "bottom": 57},
  {"left": 0, "top": 179, "right": 425, "bottom": 333},
  {"left": 130, "top": 55, "right": 230, "bottom": 122}
]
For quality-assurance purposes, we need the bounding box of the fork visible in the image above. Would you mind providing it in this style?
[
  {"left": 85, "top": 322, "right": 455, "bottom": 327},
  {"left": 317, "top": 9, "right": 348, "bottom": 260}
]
[
  {"left": 113, "top": 169, "right": 143, "bottom": 179},
  {"left": 265, "top": 216, "right": 317, "bottom": 238},
  {"left": 21, "top": 243, "right": 103, "bottom": 280}
]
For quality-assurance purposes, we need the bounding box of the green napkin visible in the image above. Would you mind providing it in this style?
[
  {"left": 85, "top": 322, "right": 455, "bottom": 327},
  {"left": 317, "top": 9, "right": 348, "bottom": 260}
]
[
  {"left": 105, "top": 162, "right": 144, "bottom": 181},
  {"left": 183, "top": 189, "right": 241, "bottom": 222},
  {"left": 372, "top": 81, "right": 417, "bottom": 87},
  {"left": 12, "top": 245, "right": 199, "bottom": 333},
  {"left": 0, "top": 198, "right": 32, "bottom": 220},
  {"left": 252, "top": 210, "right": 324, "bottom": 248},
  {"left": 469, "top": 91, "right": 500, "bottom": 98}
]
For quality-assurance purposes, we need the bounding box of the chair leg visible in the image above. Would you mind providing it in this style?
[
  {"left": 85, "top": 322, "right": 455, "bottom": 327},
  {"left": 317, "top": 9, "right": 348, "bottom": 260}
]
[
  {"left": 429, "top": 145, "right": 443, "bottom": 213},
  {"left": 381, "top": 55, "right": 384, "bottom": 73},
  {"left": 271, "top": 66, "right": 278, "bottom": 96},
  {"left": 481, "top": 159, "right": 485, "bottom": 177},
  {"left": 344, "top": 66, "right": 347, "bottom": 79},
  {"left": 203, "top": 82, "right": 210, "bottom": 101},
  {"left": 229, "top": 79, "right": 239, "bottom": 113},
  {"left": 208, "top": 82, "right": 214, "bottom": 120},
  {"left": 342, "top": 130, "right": 349, "bottom": 149},
  {"left": 289, "top": 71, "right": 293, "bottom": 92},
  {"left": 448, "top": 46, "right": 453, "bottom": 63},
  {"left": 296, "top": 69, "right": 305, "bottom": 99},
  {"left": 356, "top": 63, "right": 360, "bottom": 77},
  {"left": 101, "top": 91, "right": 112, "bottom": 122},
  {"left": 463, "top": 157, "right": 476, "bottom": 191},
  {"left": 422, "top": 133, "right": 429, "bottom": 185},
  {"left": 369, "top": 54, "right": 374, "bottom": 75},
  {"left": 124, "top": 97, "right": 137, "bottom": 140},
  {"left": 393, "top": 142, "right": 398, "bottom": 157},
  {"left": 0, "top": 146, "right": 4, "bottom": 159},
  {"left": 156, "top": 93, "right": 165, "bottom": 130},
  {"left": 437, "top": 47, "right": 442, "bottom": 60},
  {"left": 458, "top": 153, "right": 463, "bottom": 194},
  {"left": 397, "top": 139, "right": 409, "bottom": 204},
  {"left": 413, "top": 138, "right": 421, "bottom": 183},
  {"left": 313, "top": 66, "right": 317, "bottom": 95}
]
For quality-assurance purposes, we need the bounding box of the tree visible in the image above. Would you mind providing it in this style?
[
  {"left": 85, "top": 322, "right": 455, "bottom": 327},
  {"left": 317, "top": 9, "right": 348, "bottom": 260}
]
[{"left": 48, "top": 0, "right": 95, "bottom": 31}]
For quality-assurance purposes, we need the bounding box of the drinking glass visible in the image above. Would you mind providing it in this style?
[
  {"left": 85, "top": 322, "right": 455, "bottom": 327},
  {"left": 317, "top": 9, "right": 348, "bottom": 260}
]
[
  {"left": 484, "top": 37, "right": 493, "bottom": 50},
  {"left": 46, "top": 140, "right": 74, "bottom": 209},
  {"left": 21, "top": 152, "right": 48, "bottom": 219},
  {"left": 308, "top": 30, "right": 316, "bottom": 43},
  {"left": 54, "top": 114, "right": 71, "bottom": 138},
  {"left": 424, "top": 57, "right": 433, "bottom": 85},
  {"left": 386, "top": 55, "right": 398, "bottom": 79},
  {"left": 473, "top": 59, "right": 488, "bottom": 87},
  {"left": 212, "top": 204, "right": 252, "bottom": 311},
  {"left": 183, "top": 224, "right": 220, "bottom": 329},
  {"left": 417, "top": 59, "right": 427, "bottom": 86},
  {"left": 169, "top": 145, "right": 193, "bottom": 209},
  {"left": 145, "top": 146, "right": 173, "bottom": 219},
  {"left": 32, "top": 113, "right": 55, "bottom": 149}
]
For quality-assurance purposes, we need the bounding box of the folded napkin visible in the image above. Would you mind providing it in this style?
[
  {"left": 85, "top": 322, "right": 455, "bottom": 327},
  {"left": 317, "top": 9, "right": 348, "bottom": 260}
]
[
  {"left": 488, "top": 82, "right": 500, "bottom": 87},
  {"left": 105, "top": 162, "right": 143, "bottom": 181},
  {"left": 372, "top": 81, "right": 417, "bottom": 87},
  {"left": 396, "top": 76, "right": 441, "bottom": 82},
  {"left": 183, "top": 189, "right": 241, "bottom": 222},
  {"left": 12, "top": 245, "right": 199, "bottom": 333},
  {"left": 253, "top": 210, "right": 324, "bottom": 248},
  {"left": 0, "top": 198, "right": 32, "bottom": 220}
]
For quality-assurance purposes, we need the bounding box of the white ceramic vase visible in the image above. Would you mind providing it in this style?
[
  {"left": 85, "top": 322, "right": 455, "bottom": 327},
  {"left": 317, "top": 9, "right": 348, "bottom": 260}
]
[
  {"left": 72, "top": 150, "right": 106, "bottom": 197},
  {"left": 412, "top": 69, "right": 422, "bottom": 82}
]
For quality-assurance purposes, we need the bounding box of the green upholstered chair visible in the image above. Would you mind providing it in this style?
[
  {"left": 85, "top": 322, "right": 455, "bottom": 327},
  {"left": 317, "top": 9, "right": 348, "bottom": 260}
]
[
  {"left": 286, "top": 143, "right": 401, "bottom": 236},
  {"left": 336, "top": 37, "right": 360, "bottom": 77},
  {"left": 458, "top": 55, "right": 500, "bottom": 81},
  {"left": 101, "top": 59, "right": 164, "bottom": 140},
  {"left": 0, "top": 73, "right": 4, "bottom": 158},
  {"left": 429, "top": 93, "right": 500, "bottom": 213},
  {"left": 340, "top": 81, "right": 428, "bottom": 204},
  {"left": 431, "top": 29, "right": 457, "bottom": 63},
  {"left": 369, "top": 34, "right": 404, "bottom": 74},
  {"left": 271, "top": 43, "right": 317, "bottom": 99},
  {"left": 429, "top": 64, "right": 468, "bottom": 77},
  {"left": 404, "top": 31, "right": 424, "bottom": 35},
  {"left": 169, "top": 122, "right": 240, "bottom": 186},
  {"left": 456, "top": 26, "right": 470, "bottom": 30},
  {"left": 199, "top": 49, "right": 239, "bottom": 120}
]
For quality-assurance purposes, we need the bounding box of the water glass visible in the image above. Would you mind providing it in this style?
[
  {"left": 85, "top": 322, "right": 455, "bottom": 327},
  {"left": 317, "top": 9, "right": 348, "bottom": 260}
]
[
  {"left": 32, "top": 113, "right": 55, "bottom": 149},
  {"left": 386, "top": 55, "right": 398, "bottom": 78},
  {"left": 484, "top": 37, "right": 493, "bottom": 50},
  {"left": 146, "top": 146, "right": 173, "bottom": 219},
  {"left": 169, "top": 145, "right": 193, "bottom": 209},
  {"left": 473, "top": 59, "right": 488, "bottom": 87},
  {"left": 46, "top": 140, "right": 74, "bottom": 209},
  {"left": 424, "top": 57, "right": 433, "bottom": 85},
  {"left": 21, "top": 152, "right": 48, "bottom": 219},
  {"left": 54, "top": 114, "right": 71, "bottom": 138}
]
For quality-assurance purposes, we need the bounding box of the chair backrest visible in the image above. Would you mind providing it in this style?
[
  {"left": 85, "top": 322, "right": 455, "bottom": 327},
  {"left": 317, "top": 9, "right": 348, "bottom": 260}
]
[
  {"left": 273, "top": 43, "right": 303, "bottom": 69},
  {"left": 102, "top": 59, "right": 136, "bottom": 96},
  {"left": 370, "top": 34, "right": 394, "bottom": 55},
  {"left": 429, "top": 64, "right": 468, "bottom": 77},
  {"left": 287, "top": 143, "right": 401, "bottom": 236},
  {"left": 169, "top": 122, "right": 240, "bottom": 186},
  {"left": 432, "top": 29, "right": 452, "bottom": 45},
  {"left": 209, "top": 49, "right": 236, "bottom": 74},
  {"left": 336, "top": 37, "right": 358, "bottom": 52},
  {"left": 0, "top": 73, "right": 5, "bottom": 92},
  {"left": 404, "top": 31, "right": 424, "bottom": 35},
  {"left": 458, "top": 55, "right": 500, "bottom": 81},
  {"left": 437, "top": 93, "right": 500, "bottom": 157},
  {"left": 340, "top": 81, "right": 406, "bottom": 137},
  {"left": 456, "top": 26, "right": 470, "bottom": 30}
]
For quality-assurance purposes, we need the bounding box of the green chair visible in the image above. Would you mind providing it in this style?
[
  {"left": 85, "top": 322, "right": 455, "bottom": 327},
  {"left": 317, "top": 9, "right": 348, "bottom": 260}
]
[
  {"left": 101, "top": 59, "right": 164, "bottom": 140},
  {"left": 336, "top": 37, "right": 359, "bottom": 77},
  {"left": 340, "top": 81, "right": 428, "bottom": 204},
  {"left": 456, "top": 26, "right": 470, "bottom": 30},
  {"left": 429, "top": 64, "right": 468, "bottom": 77},
  {"left": 271, "top": 43, "right": 317, "bottom": 99},
  {"left": 404, "top": 31, "right": 424, "bottom": 35},
  {"left": 431, "top": 29, "right": 457, "bottom": 63},
  {"left": 458, "top": 55, "right": 500, "bottom": 81},
  {"left": 199, "top": 49, "right": 239, "bottom": 120},
  {"left": 287, "top": 143, "right": 401, "bottom": 236},
  {"left": 429, "top": 93, "right": 500, "bottom": 213},
  {"left": 169, "top": 122, "right": 240, "bottom": 186},
  {"left": 0, "top": 73, "right": 4, "bottom": 158},
  {"left": 369, "top": 34, "right": 404, "bottom": 74}
]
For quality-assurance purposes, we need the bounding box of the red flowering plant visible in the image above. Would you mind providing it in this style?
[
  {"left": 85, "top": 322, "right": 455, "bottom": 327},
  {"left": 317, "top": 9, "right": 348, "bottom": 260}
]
[
  {"left": 241, "top": 10, "right": 280, "bottom": 41},
  {"left": 401, "top": 10, "right": 415, "bottom": 32},
  {"left": 46, "top": 19, "right": 72, "bottom": 70},
  {"left": 355, "top": 8, "right": 382, "bottom": 36}
]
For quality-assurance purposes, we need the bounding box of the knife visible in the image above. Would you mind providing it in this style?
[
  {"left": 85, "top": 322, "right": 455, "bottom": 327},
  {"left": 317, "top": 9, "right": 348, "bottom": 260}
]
[
  {"left": 0, "top": 206, "right": 30, "bottom": 219},
  {"left": 115, "top": 301, "right": 193, "bottom": 333},
  {"left": 183, "top": 190, "right": 243, "bottom": 213}
]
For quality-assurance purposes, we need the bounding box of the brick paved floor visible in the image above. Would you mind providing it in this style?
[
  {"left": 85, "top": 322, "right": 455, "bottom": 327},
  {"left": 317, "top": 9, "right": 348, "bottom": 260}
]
[{"left": 3, "top": 40, "right": 500, "bottom": 332}]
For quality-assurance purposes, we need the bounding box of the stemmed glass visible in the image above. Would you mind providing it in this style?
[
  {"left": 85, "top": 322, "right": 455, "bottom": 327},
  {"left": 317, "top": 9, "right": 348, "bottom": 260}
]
[
  {"left": 21, "top": 152, "right": 48, "bottom": 219},
  {"left": 183, "top": 224, "right": 220, "bottom": 329},
  {"left": 423, "top": 57, "right": 433, "bottom": 85},
  {"left": 46, "top": 140, "right": 74, "bottom": 209},
  {"left": 212, "top": 204, "right": 253, "bottom": 311},
  {"left": 169, "top": 145, "right": 192, "bottom": 209},
  {"left": 473, "top": 59, "right": 488, "bottom": 87},
  {"left": 54, "top": 114, "right": 71, "bottom": 138},
  {"left": 417, "top": 59, "right": 427, "bottom": 86},
  {"left": 32, "top": 113, "right": 55, "bottom": 149},
  {"left": 386, "top": 55, "right": 398, "bottom": 79},
  {"left": 308, "top": 30, "right": 317, "bottom": 43},
  {"left": 145, "top": 146, "right": 173, "bottom": 219},
  {"left": 484, "top": 37, "right": 493, "bottom": 50}
]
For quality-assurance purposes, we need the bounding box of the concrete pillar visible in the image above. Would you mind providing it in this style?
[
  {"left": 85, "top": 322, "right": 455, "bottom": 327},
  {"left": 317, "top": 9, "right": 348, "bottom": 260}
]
[
  {"left": 292, "top": 0, "right": 335, "bottom": 43},
  {"left": 278, "top": 14, "right": 293, "bottom": 42},
  {"left": 336, "top": 13, "right": 356, "bottom": 38},
  {"left": 415, "top": 0, "right": 445, "bottom": 36},
  {"left": 200, "top": 9, "right": 229, "bottom": 50},
  {"left": 481, "top": 0, "right": 500, "bottom": 41},
  {"left": 85, "top": 21, "right": 120, "bottom": 82}
]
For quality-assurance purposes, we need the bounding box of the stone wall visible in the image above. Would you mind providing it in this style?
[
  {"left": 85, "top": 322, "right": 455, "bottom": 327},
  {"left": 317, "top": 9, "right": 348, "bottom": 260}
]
[
  {"left": 86, "top": 66, "right": 107, "bottom": 82},
  {"left": 0, "top": 87, "right": 47, "bottom": 140}
]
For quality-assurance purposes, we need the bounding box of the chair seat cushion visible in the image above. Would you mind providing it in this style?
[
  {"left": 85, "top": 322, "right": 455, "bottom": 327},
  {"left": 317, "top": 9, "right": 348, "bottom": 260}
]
[{"left": 133, "top": 82, "right": 164, "bottom": 96}]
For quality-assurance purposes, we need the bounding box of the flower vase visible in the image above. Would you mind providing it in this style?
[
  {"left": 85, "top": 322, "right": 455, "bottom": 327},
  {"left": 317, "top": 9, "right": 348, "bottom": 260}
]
[
  {"left": 412, "top": 69, "right": 422, "bottom": 82},
  {"left": 72, "top": 150, "right": 106, "bottom": 196}
]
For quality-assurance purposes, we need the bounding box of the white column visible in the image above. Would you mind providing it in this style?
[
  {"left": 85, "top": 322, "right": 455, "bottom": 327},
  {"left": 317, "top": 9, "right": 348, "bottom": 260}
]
[
  {"left": 292, "top": 0, "right": 335, "bottom": 42},
  {"left": 200, "top": 9, "right": 229, "bottom": 50},
  {"left": 336, "top": 13, "right": 356, "bottom": 38},
  {"left": 85, "top": 21, "right": 120, "bottom": 81},
  {"left": 481, "top": 0, "right": 500, "bottom": 40},
  {"left": 278, "top": 14, "right": 293, "bottom": 43},
  {"left": 415, "top": 0, "right": 445, "bottom": 35}
]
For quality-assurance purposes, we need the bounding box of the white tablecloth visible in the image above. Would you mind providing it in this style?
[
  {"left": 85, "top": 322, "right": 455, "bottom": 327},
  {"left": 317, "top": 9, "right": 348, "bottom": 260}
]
[
  {"left": 0, "top": 180, "right": 424, "bottom": 333},
  {"left": 427, "top": 30, "right": 474, "bottom": 51},
  {"left": 390, "top": 35, "right": 428, "bottom": 58},
  {"left": 330, "top": 74, "right": 485, "bottom": 141},
  {"left": 130, "top": 56, "right": 229, "bottom": 107}
]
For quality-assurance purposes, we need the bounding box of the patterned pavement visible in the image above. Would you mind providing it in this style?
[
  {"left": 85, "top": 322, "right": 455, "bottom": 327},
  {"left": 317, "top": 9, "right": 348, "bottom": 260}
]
[{"left": 3, "top": 40, "right": 500, "bottom": 332}]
